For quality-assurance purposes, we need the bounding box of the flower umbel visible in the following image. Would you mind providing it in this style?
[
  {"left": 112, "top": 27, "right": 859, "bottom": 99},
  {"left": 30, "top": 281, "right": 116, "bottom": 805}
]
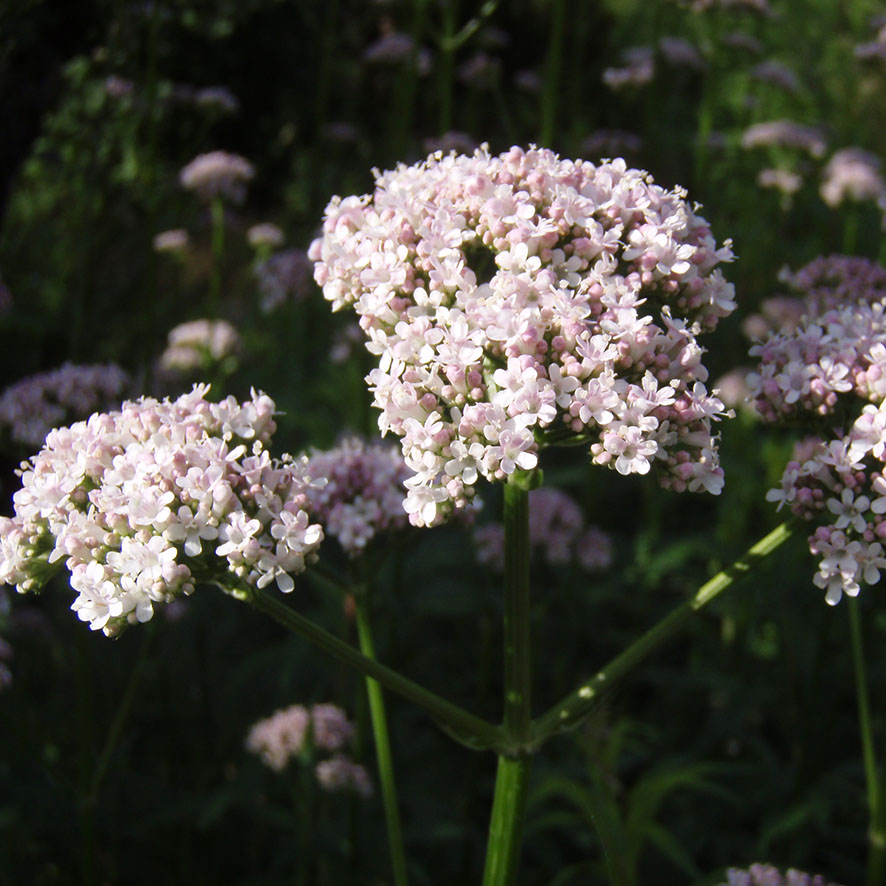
[
  {"left": 0, "top": 385, "right": 323, "bottom": 634},
  {"left": 310, "top": 146, "right": 736, "bottom": 526}
]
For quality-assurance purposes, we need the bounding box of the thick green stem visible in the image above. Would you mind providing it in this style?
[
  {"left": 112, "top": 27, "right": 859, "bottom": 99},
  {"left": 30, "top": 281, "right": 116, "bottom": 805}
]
[
  {"left": 532, "top": 521, "right": 796, "bottom": 742},
  {"left": 246, "top": 587, "right": 502, "bottom": 751},
  {"left": 354, "top": 595, "right": 409, "bottom": 886},
  {"left": 481, "top": 755, "right": 532, "bottom": 886},
  {"left": 848, "top": 597, "right": 886, "bottom": 886},
  {"left": 482, "top": 477, "right": 533, "bottom": 886},
  {"left": 502, "top": 480, "right": 531, "bottom": 741}
]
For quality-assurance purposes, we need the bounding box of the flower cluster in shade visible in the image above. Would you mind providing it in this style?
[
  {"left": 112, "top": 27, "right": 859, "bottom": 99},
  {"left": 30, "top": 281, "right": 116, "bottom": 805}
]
[
  {"left": 246, "top": 703, "right": 372, "bottom": 796},
  {"left": 748, "top": 256, "right": 886, "bottom": 604},
  {"left": 310, "top": 145, "right": 736, "bottom": 527},
  {"left": 179, "top": 151, "right": 254, "bottom": 203},
  {"left": 153, "top": 229, "right": 190, "bottom": 254},
  {"left": 747, "top": 255, "right": 886, "bottom": 422},
  {"left": 253, "top": 249, "right": 313, "bottom": 313},
  {"left": 160, "top": 319, "right": 240, "bottom": 374},
  {"left": 304, "top": 437, "right": 410, "bottom": 556},
  {"left": 741, "top": 121, "right": 827, "bottom": 158},
  {"left": 247, "top": 222, "right": 285, "bottom": 249},
  {"left": 0, "top": 363, "right": 130, "bottom": 450},
  {"left": 718, "top": 864, "right": 843, "bottom": 886},
  {"left": 474, "top": 487, "right": 612, "bottom": 572},
  {"left": 0, "top": 386, "right": 323, "bottom": 635},
  {"left": 820, "top": 147, "right": 885, "bottom": 208}
]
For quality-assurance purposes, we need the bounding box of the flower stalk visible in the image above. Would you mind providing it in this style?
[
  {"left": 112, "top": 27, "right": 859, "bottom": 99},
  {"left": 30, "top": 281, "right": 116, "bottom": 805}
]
[
  {"left": 247, "top": 586, "right": 503, "bottom": 752},
  {"left": 353, "top": 592, "right": 409, "bottom": 886},
  {"left": 532, "top": 520, "right": 796, "bottom": 743},
  {"left": 482, "top": 477, "right": 533, "bottom": 885},
  {"left": 848, "top": 597, "right": 886, "bottom": 886}
]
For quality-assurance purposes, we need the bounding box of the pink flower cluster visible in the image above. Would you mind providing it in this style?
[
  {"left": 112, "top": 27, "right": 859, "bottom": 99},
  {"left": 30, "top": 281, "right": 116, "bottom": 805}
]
[
  {"left": 750, "top": 256, "right": 886, "bottom": 603},
  {"left": 474, "top": 487, "right": 612, "bottom": 572},
  {"left": 748, "top": 256, "right": 886, "bottom": 421},
  {"left": 246, "top": 702, "right": 371, "bottom": 795},
  {"left": 766, "top": 408, "right": 886, "bottom": 604},
  {"left": 179, "top": 151, "right": 254, "bottom": 203},
  {"left": 310, "top": 147, "right": 736, "bottom": 526},
  {"left": 741, "top": 121, "right": 827, "bottom": 158},
  {"left": 719, "top": 863, "right": 843, "bottom": 886},
  {"left": 0, "top": 385, "right": 323, "bottom": 635},
  {"left": 820, "top": 147, "right": 885, "bottom": 208},
  {"left": 0, "top": 363, "right": 130, "bottom": 449},
  {"left": 160, "top": 319, "right": 240, "bottom": 374},
  {"left": 305, "top": 438, "right": 410, "bottom": 556}
]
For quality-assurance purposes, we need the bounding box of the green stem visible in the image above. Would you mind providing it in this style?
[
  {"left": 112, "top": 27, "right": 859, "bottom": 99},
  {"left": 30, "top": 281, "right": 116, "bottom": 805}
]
[
  {"left": 481, "top": 756, "right": 532, "bottom": 886},
  {"left": 848, "top": 597, "right": 886, "bottom": 886},
  {"left": 354, "top": 594, "right": 409, "bottom": 886},
  {"left": 482, "top": 477, "right": 533, "bottom": 886},
  {"left": 246, "top": 587, "right": 502, "bottom": 751},
  {"left": 209, "top": 196, "right": 224, "bottom": 316},
  {"left": 532, "top": 520, "right": 796, "bottom": 743},
  {"left": 502, "top": 480, "right": 531, "bottom": 742}
]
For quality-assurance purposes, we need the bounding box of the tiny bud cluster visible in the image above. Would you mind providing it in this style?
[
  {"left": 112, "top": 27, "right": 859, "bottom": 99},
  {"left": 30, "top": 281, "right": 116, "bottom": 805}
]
[
  {"left": 474, "top": 487, "right": 612, "bottom": 572},
  {"left": 0, "top": 363, "right": 130, "bottom": 450},
  {"left": 0, "top": 385, "right": 323, "bottom": 635},
  {"left": 305, "top": 437, "right": 410, "bottom": 556},
  {"left": 310, "top": 146, "right": 736, "bottom": 527}
]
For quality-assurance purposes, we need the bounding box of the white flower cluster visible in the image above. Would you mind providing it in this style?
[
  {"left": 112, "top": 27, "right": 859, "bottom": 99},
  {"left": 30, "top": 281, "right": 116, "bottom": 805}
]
[
  {"left": 820, "top": 147, "right": 885, "bottom": 208},
  {"left": 160, "top": 319, "right": 240, "bottom": 374},
  {"left": 748, "top": 256, "right": 886, "bottom": 421},
  {"left": 0, "top": 385, "right": 323, "bottom": 635},
  {"left": 751, "top": 256, "right": 886, "bottom": 604},
  {"left": 474, "top": 487, "right": 612, "bottom": 573},
  {"left": 310, "top": 146, "right": 736, "bottom": 526},
  {"left": 766, "top": 411, "right": 886, "bottom": 604},
  {"left": 0, "top": 363, "right": 130, "bottom": 449},
  {"left": 246, "top": 702, "right": 371, "bottom": 796},
  {"left": 305, "top": 437, "right": 410, "bottom": 556},
  {"left": 179, "top": 151, "right": 254, "bottom": 203}
]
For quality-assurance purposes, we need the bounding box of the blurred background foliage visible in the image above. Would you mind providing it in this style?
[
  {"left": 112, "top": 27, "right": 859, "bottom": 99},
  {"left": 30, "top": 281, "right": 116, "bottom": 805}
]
[{"left": 1, "top": 0, "right": 885, "bottom": 883}]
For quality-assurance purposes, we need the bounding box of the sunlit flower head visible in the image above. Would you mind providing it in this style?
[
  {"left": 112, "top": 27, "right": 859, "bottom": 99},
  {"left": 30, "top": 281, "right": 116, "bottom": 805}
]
[
  {"left": 0, "top": 386, "right": 323, "bottom": 635},
  {"left": 311, "top": 146, "right": 736, "bottom": 526}
]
